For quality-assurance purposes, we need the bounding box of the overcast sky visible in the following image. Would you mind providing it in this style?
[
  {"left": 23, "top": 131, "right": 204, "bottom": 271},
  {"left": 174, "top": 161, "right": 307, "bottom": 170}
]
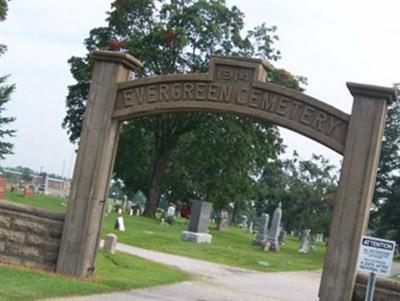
[{"left": 1, "top": 0, "right": 399, "bottom": 177}]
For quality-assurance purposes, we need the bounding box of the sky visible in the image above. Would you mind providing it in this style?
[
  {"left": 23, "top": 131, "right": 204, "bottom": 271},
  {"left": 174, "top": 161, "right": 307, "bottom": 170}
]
[{"left": 1, "top": 0, "right": 399, "bottom": 178}]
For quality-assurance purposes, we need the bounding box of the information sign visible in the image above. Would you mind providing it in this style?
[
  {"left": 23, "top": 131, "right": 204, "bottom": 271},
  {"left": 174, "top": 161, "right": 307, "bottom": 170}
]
[{"left": 357, "top": 236, "right": 396, "bottom": 277}]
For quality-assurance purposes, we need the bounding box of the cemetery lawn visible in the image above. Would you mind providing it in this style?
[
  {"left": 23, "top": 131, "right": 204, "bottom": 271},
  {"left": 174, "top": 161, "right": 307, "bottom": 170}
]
[
  {"left": 4, "top": 193, "right": 326, "bottom": 273},
  {"left": 4, "top": 191, "right": 67, "bottom": 212},
  {"left": 0, "top": 250, "right": 189, "bottom": 301},
  {"left": 103, "top": 213, "right": 327, "bottom": 273}
]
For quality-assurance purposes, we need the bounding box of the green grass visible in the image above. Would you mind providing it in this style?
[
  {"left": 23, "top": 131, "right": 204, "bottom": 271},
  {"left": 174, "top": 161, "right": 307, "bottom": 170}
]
[
  {"left": 0, "top": 250, "right": 189, "bottom": 301},
  {"left": 102, "top": 213, "right": 326, "bottom": 273},
  {"left": 4, "top": 191, "right": 67, "bottom": 212},
  {"left": 4, "top": 191, "right": 326, "bottom": 273}
]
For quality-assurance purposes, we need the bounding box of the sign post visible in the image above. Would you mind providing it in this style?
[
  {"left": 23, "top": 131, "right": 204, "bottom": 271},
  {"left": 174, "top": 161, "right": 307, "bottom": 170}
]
[
  {"left": 364, "top": 272, "right": 376, "bottom": 301},
  {"left": 356, "top": 236, "right": 396, "bottom": 301}
]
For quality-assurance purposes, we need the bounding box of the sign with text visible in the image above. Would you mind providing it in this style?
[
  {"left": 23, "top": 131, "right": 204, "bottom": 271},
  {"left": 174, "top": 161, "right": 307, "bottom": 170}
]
[{"left": 357, "top": 236, "right": 396, "bottom": 277}]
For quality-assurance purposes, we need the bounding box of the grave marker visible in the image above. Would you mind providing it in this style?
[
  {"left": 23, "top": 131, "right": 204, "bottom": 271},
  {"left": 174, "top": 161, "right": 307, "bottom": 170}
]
[
  {"left": 104, "top": 234, "right": 117, "bottom": 254},
  {"left": 218, "top": 210, "right": 229, "bottom": 231},
  {"left": 267, "top": 202, "right": 282, "bottom": 251},
  {"left": 114, "top": 216, "right": 125, "bottom": 231},
  {"left": 182, "top": 201, "right": 212, "bottom": 243},
  {"left": 253, "top": 213, "right": 269, "bottom": 246}
]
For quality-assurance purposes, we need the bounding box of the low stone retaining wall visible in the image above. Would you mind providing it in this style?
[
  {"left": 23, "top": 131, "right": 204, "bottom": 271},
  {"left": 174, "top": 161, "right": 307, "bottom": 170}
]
[
  {"left": 353, "top": 272, "right": 400, "bottom": 300},
  {"left": 0, "top": 200, "right": 65, "bottom": 271}
]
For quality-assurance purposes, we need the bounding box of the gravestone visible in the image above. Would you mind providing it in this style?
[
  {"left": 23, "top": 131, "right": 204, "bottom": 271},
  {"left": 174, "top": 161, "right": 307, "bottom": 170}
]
[
  {"left": 278, "top": 229, "right": 286, "bottom": 246},
  {"left": 0, "top": 177, "right": 6, "bottom": 200},
  {"left": 315, "top": 233, "right": 324, "bottom": 242},
  {"left": 248, "top": 221, "right": 254, "bottom": 234},
  {"left": 105, "top": 202, "right": 113, "bottom": 215},
  {"left": 267, "top": 202, "right": 282, "bottom": 251},
  {"left": 167, "top": 203, "right": 176, "bottom": 217},
  {"left": 310, "top": 242, "right": 317, "bottom": 253},
  {"left": 104, "top": 233, "right": 117, "bottom": 254},
  {"left": 238, "top": 215, "right": 248, "bottom": 229},
  {"left": 115, "top": 203, "right": 122, "bottom": 214},
  {"left": 218, "top": 210, "right": 229, "bottom": 231},
  {"left": 114, "top": 216, "right": 125, "bottom": 231},
  {"left": 253, "top": 213, "right": 269, "bottom": 246},
  {"left": 131, "top": 203, "right": 142, "bottom": 216},
  {"left": 181, "top": 201, "right": 212, "bottom": 243},
  {"left": 38, "top": 172, "right": 49, "bottom": 194},
  {"left": 299, "top": 229, "right": 311, "bottom": 253},
  {"left": 166, "top": 203, "right": 176, "bottom": 224},
  {"left": 23, "top": 186, "right": 33, "bottom": 198}
]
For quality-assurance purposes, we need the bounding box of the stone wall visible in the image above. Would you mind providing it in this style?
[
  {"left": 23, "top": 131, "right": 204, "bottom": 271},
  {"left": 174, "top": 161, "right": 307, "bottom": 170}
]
[
  {"left": 0, "top": 200, "right": 65, "bottom": 271},
  {"left": 353, "top": 273, "right": 400, "bottom": 301}
]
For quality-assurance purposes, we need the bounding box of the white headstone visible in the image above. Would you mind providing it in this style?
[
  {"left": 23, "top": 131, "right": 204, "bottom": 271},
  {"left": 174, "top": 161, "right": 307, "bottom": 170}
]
[
  {"left": 298, "top": 229, "right": 311, "bottom": 253},
  {"left": 248, "top": 221, "right": 254, "bottom": 234},
  {"left": 239, "top": 215, "right": 248, "bottom": 229},
  {"left": 167, "top": 204, "right": 176, "bottom": 216},
  {"left": 114, "top": 216, "right": 125, "bottom": 231}
]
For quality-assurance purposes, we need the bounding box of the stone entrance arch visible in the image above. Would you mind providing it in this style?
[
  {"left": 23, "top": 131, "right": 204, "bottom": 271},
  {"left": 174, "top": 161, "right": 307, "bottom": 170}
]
[{"left": 56, "top": 51, "right": 396, "bottom": 301}]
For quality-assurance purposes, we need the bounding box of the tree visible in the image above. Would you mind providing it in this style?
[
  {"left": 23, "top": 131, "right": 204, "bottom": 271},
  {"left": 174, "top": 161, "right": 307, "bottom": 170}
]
[
  {"left": 10, "top": 165, "right": 35, "bottom": 183},
  {"left": 165, "top": 114, "right": 283, "bottom": 210},
  {"left": 256, "top": 152, "right": 338, "bottom": 236},
  {"left": 63, "top": 0, "right": 303, "bottom": 217},
  {"left": 372, "top": 84, "right": 400, "bottom": 206},
  {"left": 0, "top": 0, "right": 9, "bottom": 55},
  {"left": 0, "top": 0, "right": 16, "bottom": 160},
  {"left": 370, "top": 84, "right": 400, "bottom": 242}
]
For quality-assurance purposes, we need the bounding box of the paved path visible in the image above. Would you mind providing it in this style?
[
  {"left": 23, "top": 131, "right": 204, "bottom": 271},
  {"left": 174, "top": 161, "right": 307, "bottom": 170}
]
[{"left": 47, "top": 243, "right": 322, "bottom": 301}]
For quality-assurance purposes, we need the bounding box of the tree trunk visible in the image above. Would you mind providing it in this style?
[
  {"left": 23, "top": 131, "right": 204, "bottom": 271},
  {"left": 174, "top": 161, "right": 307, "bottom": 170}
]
[
  {"left": 231, "top": 200, "right": 239, "bottom": 224},
  {"left": 143, "top": 118, "right": 178, "bottom": 217},
  {"left": 143, "top": 150, "right": 170, "bottom": 217}
]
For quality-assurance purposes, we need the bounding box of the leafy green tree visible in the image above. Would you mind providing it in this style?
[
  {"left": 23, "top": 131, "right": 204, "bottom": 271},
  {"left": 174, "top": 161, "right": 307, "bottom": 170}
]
[
  {"left": 165, "top": 115, "right": 283, "bottom": 210},
  {"left": 0, "top": 0, "right": 9, "bottom": 55},
  {"left": 370, "top": 84, "right": 400, "bottom": 242},
  {"left": 256, "top": 152, "right": 338, "bottom": 236},
  {"left": 0, "top": 0, "right": 16, "bottom": 160},
  {"left": 372, "top": 85, "right": 400, "bottom": 207},
  {"left": 12, "top": 166, "right": 35, "bottom": 183},
  {"left": 63, "top": 0, "right": 303, "bottom": 216}
]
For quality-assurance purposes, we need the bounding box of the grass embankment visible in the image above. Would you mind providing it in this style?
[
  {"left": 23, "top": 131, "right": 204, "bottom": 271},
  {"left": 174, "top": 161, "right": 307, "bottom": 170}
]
[
  {"left": 0, "top": 250, "right": 189, "bottom": 301},
  {"left": 4, "top": 191, "right": 326, "bottom": 273}
]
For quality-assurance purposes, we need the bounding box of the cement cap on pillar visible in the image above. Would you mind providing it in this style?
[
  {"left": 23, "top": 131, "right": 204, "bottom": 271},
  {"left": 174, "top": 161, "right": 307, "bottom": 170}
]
[
  {"left": 210, "top": 55, "right": 273, "bottom": 71},
  {"left": 347, "top": 82, "right": 397, "bottom": 104},
  {"left": 91, "top": 50, "right": 144, "bottom": 70}
]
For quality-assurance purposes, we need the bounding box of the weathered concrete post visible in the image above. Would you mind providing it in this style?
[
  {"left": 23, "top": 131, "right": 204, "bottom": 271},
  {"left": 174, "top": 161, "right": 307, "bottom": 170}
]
[
  {"left": 57, "top": 50, "right": 142, "bottom": 277},
  {"left": 319, "top": 83, "right": 396, "bottom": 301}
]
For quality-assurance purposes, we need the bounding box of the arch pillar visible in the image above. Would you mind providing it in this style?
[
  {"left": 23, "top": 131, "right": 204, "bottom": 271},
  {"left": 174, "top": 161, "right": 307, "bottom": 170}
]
[
  {"left": 319, "top": 82, "right": 396, "bottom": 300},
  {"left": 56, "top": 51, "right": 142, "bottom": 277}
]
